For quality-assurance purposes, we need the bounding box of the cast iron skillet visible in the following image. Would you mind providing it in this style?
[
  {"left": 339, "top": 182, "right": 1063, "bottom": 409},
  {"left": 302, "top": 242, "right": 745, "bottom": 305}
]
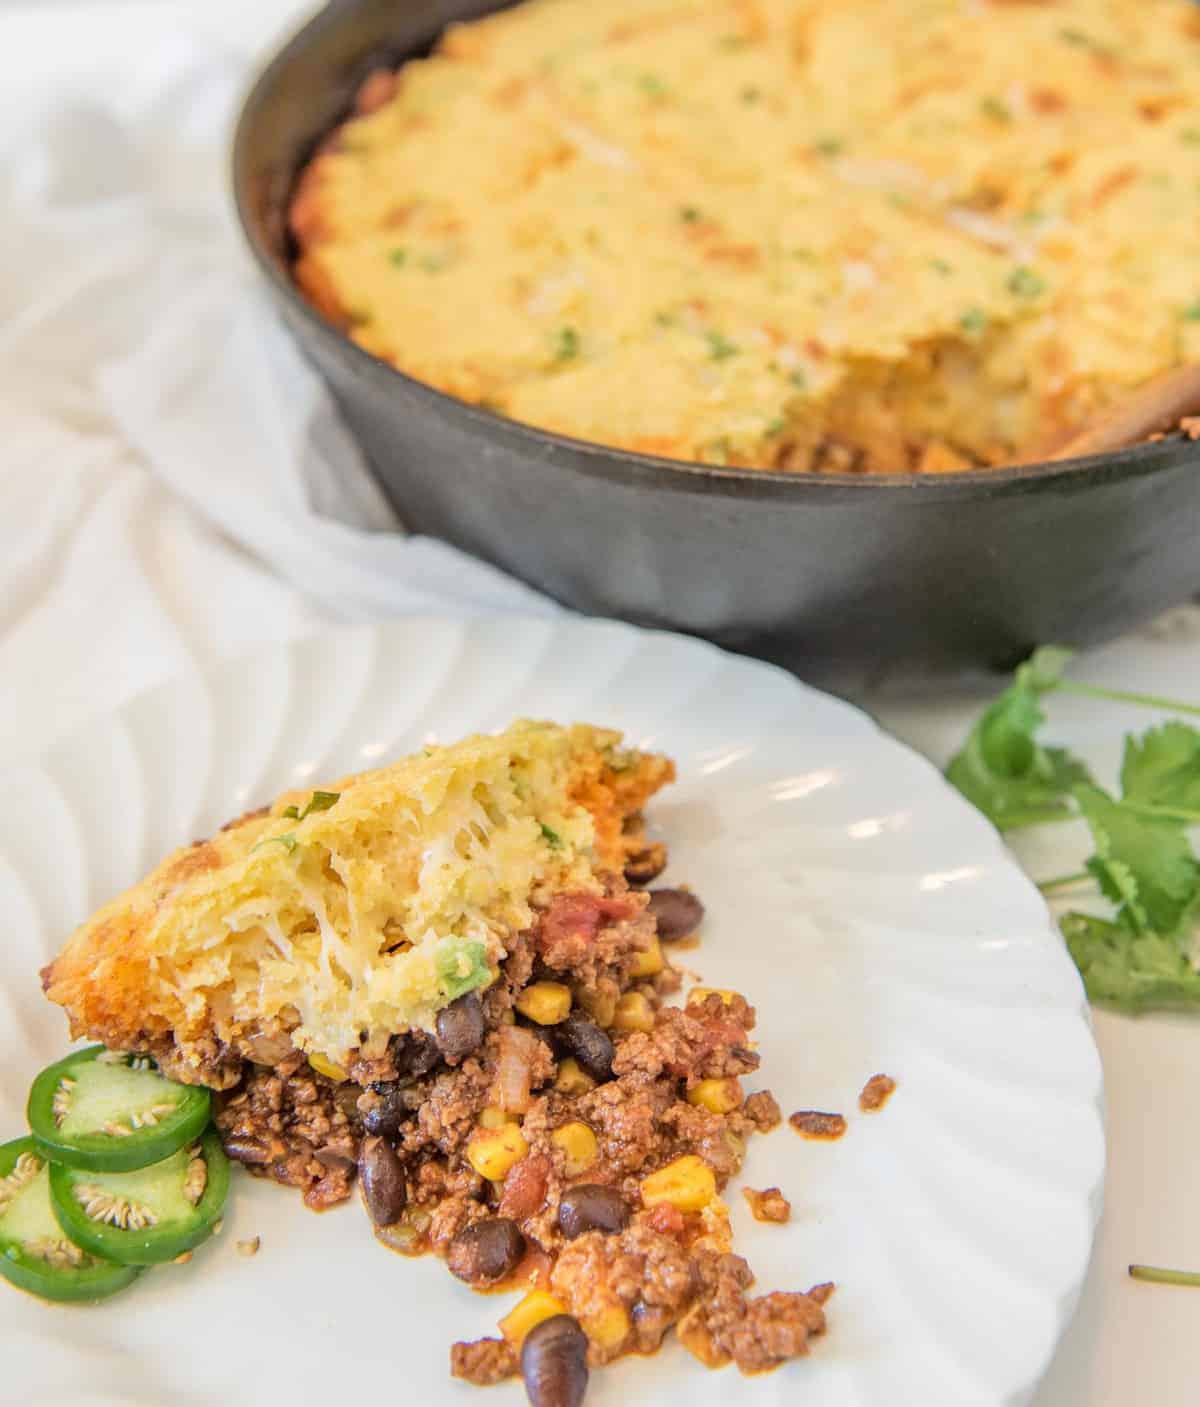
[{"left": 233, "top": 0, "right": 1200, "bottom": 677}]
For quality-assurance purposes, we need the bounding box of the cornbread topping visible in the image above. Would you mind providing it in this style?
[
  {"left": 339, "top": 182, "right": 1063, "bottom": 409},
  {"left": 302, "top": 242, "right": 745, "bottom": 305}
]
[{"left": 292, "top": 0, "right": 1200, "bottom": 472}]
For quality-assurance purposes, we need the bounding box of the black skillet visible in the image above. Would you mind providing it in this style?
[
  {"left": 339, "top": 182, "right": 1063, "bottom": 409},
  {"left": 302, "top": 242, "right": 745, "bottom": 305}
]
[{"left": 233, "top": 0, "right": 1200, "bottom": 678}]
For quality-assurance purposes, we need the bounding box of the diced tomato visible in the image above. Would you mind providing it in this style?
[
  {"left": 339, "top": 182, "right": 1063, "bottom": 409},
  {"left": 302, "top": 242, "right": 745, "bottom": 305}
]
[
  {"left": 646, "top": 1203, "right": 686, "bottom": 1237},
  {"left": 498, "top": 1154, "right": 550, "bottom": 1222},
  {"left": 535, "top": 893, "right": 638, "bottom": 952}
]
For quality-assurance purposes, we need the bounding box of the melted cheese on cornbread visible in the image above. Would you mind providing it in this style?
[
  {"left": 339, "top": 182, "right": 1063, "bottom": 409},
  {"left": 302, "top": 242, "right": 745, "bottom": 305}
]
[{"left": 43, "top": 721, "right": 673, "bottom": 1079}]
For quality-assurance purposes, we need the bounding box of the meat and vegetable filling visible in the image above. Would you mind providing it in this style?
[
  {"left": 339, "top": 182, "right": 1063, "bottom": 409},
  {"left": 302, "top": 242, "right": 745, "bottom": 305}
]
[{"left": 215, "top": 868, "right": 831, "bottom": 1398}]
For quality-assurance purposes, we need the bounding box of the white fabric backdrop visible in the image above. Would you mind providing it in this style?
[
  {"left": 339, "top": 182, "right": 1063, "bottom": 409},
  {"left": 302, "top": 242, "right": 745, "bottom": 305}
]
[
  {"left": 0, "top": 1, "right": 554, "bottom": 763},
  {"left": 5, "top": 4, "right": 1200, "bottom": 1405}
]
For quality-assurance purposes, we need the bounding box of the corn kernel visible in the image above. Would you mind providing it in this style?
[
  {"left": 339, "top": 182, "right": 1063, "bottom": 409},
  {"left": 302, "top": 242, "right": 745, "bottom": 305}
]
[
  {"left": 687, "top": 987, "right": 736, "bottom": 1007},
  {"left": 551, "top": 1121, "right": 599, "bottom": 1177},
  {"left": 583, "top": 1303, "right": 631, "bottom": 1351},
  {"left": 640, "top": 1155, "right": 717, "bottom": 1212},
  {"left": 580, "top": 989, "right": 616, "bottom": 1028},
  {"left": 467, "top": 1124, "right": 529, "bottom": 1181},
  {"left": 629, "top": 935, "right": 664, "bottom": 979},
  {"left": 478, "top": 1106, "right": 520, "bottom": 1130},
  {"left": 308, "top": 1053, "right": 349, "bottom": 1082},
  {"left": 515, "top": 981, "right": 572, "bottom": 1026},
  {"left": 554, "top": 1057, "right": 596, "bottom": 1097},
  {"left": 686, "top": 1078, "right": 742, "bottom": 1115},
  {"left": 613, "top": 992, "right": 655, "bottom": 1033},
  {"left": 499, "top": 1290, "right": 567, "bottom": 1345}
]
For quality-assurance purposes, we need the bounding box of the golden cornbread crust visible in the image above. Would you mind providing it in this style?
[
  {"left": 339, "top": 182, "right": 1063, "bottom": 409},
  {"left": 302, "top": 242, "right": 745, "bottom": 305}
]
[
  {"left": 291, "top": 0, "right": 1200, "bottom": 473},
  {"left": 42, "top": 721, "right": 674, "bottom": 1088}
]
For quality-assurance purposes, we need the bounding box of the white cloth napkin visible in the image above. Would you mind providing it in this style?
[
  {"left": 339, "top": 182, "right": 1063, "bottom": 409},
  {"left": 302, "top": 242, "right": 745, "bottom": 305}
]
[{"left": 0, "top": 10, "right": 556, "bottom": 764}]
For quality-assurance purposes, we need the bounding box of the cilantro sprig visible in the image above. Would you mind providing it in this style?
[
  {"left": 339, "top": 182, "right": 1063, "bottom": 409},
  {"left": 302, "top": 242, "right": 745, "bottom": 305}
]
[
  {"left": 946, "top": 647, "right": 1200, "bottom": 1014},
  {"left": 944, "top": 647, "right": 1090, "bottom": 830}
]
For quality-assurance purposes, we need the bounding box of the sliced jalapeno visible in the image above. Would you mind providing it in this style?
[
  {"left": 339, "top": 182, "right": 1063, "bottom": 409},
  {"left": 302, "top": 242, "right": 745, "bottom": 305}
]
[
  {"left": 28, "top": 1046, "right": 211, "bottom": 1173},
  {"left": 0, "top": 1137, "right": 140, "bottom": 1303},
  {"left": 49, "top": 1129, "right": 229, "bottom": 1267}
]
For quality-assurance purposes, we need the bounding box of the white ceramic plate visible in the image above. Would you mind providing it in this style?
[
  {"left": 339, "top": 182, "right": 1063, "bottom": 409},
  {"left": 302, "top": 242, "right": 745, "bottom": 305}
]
[{"left": 0, "top": 618, "right": 1103, "bottom": 1407}]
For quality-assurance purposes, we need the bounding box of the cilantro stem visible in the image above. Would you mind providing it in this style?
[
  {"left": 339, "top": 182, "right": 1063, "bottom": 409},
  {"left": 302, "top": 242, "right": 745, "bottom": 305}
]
[
  {"left": 1055, "top": 681, "right": 1200, "bottom": 718},
  {"left": 1129, "top": 1264, "right": 1200, "bottom": 1288},
  {"left": 1038, "top": 871, "right": 1092, "bottom": 894},
  {"left": 1122, "top": 801, "right": 1200, "bottom": 825}
]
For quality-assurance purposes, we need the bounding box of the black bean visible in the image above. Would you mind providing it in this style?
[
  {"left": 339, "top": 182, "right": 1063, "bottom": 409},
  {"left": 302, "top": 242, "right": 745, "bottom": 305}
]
[
  {"left": 390, "top": 1031, "right": 442, "bottom": 1080},
  {"left": 334, "top": 1084, "right": 364, "bottom": 1124},
  {"left": 557, "top": 1184, "right": 630, "bottom": 1240},
  {"left": 361, "top": 1084, "right": 408, "bottom": 1139},
  {"left": 359, "top": 1135, "right": 407, "bottom": 1226},
  {"left": 624, "top": 843, "right": 667, "bottom": 886},
  {"left": 447, "top": 1217, "right": 526, "bottom": 1284},
  {"left": 646, "top": 888, "right": 705, "bottom": 943},
  {"left": 313, "top": 1145, "right": 355, "bottom": 1171},
  {"left": 555, "top": 1012, "right": 614, "bottom": 1084},
  {"left": 436, "top": 991, "right": 486, "bottom": 1062},
  {"left": 521, "top": 1315, "right": 588, "bottom": 1407},
  {"left": 220, "top": 1135, "right": 271, "bottom": 1166}
]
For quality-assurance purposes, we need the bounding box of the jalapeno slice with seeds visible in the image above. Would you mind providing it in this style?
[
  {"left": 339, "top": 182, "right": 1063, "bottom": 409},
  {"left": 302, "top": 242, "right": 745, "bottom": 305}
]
[
  {"left": 49, "top": 1129, "right": 229, "bottom": 1266},
  {"left": 0, "top": 1136, "right": 140, "bottom": 1303},
  {"left": 28, "top": 1045, "right": 211, "bottom": 1172}
]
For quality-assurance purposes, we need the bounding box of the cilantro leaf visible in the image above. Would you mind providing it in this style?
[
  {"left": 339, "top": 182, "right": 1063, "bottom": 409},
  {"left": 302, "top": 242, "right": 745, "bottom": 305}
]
[
  {"left": 1062, "top": 912, "right": 1200, "bottom": 1013},
  {"left": 1073, "top": 783, "right": 1199, "bottom": 936},
  {"left": 1120, "top": 723, "right": 1200, "bottom": 812},
  {"left": 945, "top": 648, "right": 1088, "bottom": 830},
  {"left": 540, "top": 822, "right": 563, "bottom": 848}
]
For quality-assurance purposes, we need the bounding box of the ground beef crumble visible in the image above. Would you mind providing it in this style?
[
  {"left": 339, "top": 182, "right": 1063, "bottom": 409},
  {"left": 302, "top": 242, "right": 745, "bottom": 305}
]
[
  {"left": 215, "top": 1058, "right": 358, "bottom": 1210},
  {"left": 743, "top": 1090, "right": 782, "bottom": 1132},
  {"left": 743, "top": 1187, "right": 791, "bottom": 1223},
  {"left": 788, "top": 1110, "right": 847, "bottom": 1140},
  {"left": 450, "top": 1337, "right": 519, "bottom": 1385},
  {"left": 682, "top": 1254, "right": 831, "bottom": 1373},
  {"left": 859, "top": 1072, "right": 897, "bottom": 1111},
  {"left": 612, "top": 993, "right": 759, "bottom": 1086}
]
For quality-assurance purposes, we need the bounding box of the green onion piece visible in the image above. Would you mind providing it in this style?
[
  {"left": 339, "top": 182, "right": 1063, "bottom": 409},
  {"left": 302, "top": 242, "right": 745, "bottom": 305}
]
[
  {"left": 251, "top": 833, "right": 298, "bottom": 855},
  {"left": 1008, "top": 267, "right": 1047, "bottom": 299},
  {"left": 540, "top": 823, "right": 563, "bottom": 848},
  {"left": 555, "top": 326, "right": 580, "bottom": 362},
  {"left": 706, "top": 331, "right": 739, "bottom": 361},
  {"left": 282, "top": 790, "right": 341, "bottom": 822}
]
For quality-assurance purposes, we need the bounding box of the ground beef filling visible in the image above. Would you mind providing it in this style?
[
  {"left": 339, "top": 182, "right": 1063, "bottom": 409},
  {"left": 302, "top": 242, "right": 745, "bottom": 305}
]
[
  {"left": 214, "top": 1055, "right": 357, "bottom": 1211},
  {"left": 212, "top": 868, "right": 833, "bottom": 1390}
]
